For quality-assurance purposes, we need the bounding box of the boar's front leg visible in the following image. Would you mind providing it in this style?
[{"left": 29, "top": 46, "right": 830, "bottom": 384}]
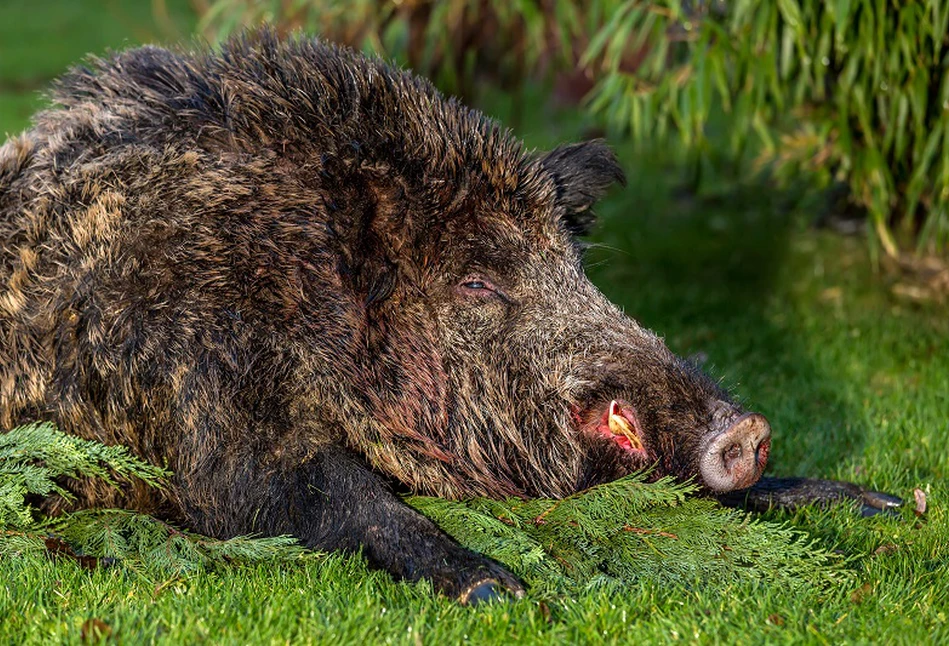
[
  {"left": 235, "top": 446, "right": 523, "bottom": 603},
  {"left": 716, "top": 477, "right": 902, "bottom": 517}
]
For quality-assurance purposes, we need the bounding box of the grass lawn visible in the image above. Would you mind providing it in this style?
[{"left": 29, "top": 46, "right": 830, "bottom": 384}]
[{"left": 2, "top": 4, "right": 948, "bottom": 644}]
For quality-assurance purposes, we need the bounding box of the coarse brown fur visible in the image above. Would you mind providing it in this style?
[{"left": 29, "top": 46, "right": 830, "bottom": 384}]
[{"left": 0, "top": 30, "right": 899, "bottom": 601}]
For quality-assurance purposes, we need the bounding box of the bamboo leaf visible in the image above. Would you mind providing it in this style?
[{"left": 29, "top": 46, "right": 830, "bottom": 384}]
[
  {"left": 196, "top": 0, "right": 949, "bottom": 258},
  {"left": 580, "top": 1, "right": 636, "bottom": 69},
  {"left": 831, "top": 0, "right": 853, "bottom": 26}
]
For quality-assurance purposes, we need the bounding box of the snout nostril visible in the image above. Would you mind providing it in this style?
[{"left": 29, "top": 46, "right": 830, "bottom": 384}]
[
  {"left": 700, "top": 412, "right": 771, "bottom": 493},
  {"left": 722, "top": 443, "right": 742, "bottom": 467},
  {"left": 754, "top": 436, "right": 771, "bottom": 466}
]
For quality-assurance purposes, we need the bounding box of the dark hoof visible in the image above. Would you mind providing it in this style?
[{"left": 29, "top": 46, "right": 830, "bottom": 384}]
[
  {"left": 462, "top": 581, "right": 501, "bottom": 605},
  {"left": 860, "top": 490, "right": 903, "bottom": 518},
  {"left": 459, "top": 579, "right": 524, "bottom": 605}
]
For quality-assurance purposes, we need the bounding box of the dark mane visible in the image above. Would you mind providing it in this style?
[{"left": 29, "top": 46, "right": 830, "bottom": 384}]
[{"left": 43, "top": 29, "right": 533, "bottom": 187}]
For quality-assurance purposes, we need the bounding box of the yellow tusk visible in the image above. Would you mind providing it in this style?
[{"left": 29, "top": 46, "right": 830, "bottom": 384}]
[
  {"left": 608, "top": 412, "right": 644, "bottom": 450},
  {"left": 608, "top": 412, "right": 632, "bottom": 436}
]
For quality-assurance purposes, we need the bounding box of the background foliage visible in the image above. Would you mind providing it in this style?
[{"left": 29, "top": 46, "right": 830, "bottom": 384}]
[
  {"left": 579, "top": 0, "right": 949, "bottom": 262},
  {"left": 200, "top": 0, "right": 949, "bottom": 263}
]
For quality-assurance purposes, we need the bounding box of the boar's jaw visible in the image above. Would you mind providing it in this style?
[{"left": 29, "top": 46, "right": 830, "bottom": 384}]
[{"left": 698, "top": 412, "right": 772, "bottom": 492}]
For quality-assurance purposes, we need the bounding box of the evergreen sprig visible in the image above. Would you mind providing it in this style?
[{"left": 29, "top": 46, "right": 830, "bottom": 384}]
[
  {"left": 0, "top": 422, "right": 169, "bottom": 527},
  {"left": 2, "top": 422, "right": 851, "bottom": 595},
  {"left": 0, "top": 422, "right": 306, "bottom": 573},
  {"left": 408, "top": 473, "right": 852, "bottom": 598}
]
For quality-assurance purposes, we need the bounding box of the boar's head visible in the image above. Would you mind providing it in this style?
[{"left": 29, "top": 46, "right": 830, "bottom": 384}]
[{"left": 333, "top": 139, "right": 770, "bottom": 501}]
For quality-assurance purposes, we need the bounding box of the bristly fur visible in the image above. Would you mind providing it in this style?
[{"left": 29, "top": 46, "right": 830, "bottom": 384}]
[{"left": 0, "top": 29, "right": 758, "bottom": 598}]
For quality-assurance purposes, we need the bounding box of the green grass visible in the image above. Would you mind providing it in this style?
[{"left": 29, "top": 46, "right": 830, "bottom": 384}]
[
  {"left": 0, "top": 0, "right": 196, "bottom": 138},
  {"left": 2, "top": 5, "right": 949, "bottom": 644}
]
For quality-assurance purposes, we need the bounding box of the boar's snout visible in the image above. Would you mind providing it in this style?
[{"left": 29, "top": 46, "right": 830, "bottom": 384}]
[{"left": 699, "top": 412, "right": 771, "bottom": 492}]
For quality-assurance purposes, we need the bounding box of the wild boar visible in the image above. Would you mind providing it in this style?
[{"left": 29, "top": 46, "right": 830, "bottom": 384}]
[{"left": 0, "top": 30, "right": 899, "bottom": 603}]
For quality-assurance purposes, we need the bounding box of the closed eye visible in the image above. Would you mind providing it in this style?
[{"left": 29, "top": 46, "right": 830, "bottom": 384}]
[{"left": 456, "top": 275, "right": 510, "bottom": 302}]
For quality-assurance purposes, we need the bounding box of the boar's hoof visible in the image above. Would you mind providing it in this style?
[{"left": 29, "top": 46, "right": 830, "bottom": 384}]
[
  {"left": 436, "top": 545, "right": 525, "bottom": 604},
  {"left": 459, "top": 578, "right": 525, "bottom": 605},
  {"left": 461, "top": 581, "right": 501, "bottom": 605},
  {"left": 716, "top": 477, "right": 903, "bottom": 517},
  {"left": 859, "top": 489, "right": 903, "bottom": 517}
]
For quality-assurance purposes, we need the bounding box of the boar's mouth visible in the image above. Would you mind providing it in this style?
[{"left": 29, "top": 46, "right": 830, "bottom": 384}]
[
  {"left": 572, "top": 399, "right": 772, "bottom": 493},
  {"left": 576, "top": 399, "right": 649, "bottom": 458}
]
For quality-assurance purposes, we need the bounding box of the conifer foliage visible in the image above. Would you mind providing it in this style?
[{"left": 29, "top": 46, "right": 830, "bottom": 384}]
[
  {"left": 0, "top": 422, "right": 168, "bottom": 528},
  {"left": 408, "top": 473, "right": 851, "bottom": 598},
  {"left": 0, "top": 423, "right": 305, "bottom": 573},
  {"left": 2, "top": 422, "right": 849, "bottom": 596}
]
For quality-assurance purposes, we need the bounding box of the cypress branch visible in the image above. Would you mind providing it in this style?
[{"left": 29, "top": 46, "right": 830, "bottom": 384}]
[
  {"left": 0, "top": 422, "right": 306, "bottom": 573},
  {"left": 408, "top": 473, "right": 853, "bottom": 599},
  {"left": 0, "top": 422, "right": 170, "bottom": 528}
]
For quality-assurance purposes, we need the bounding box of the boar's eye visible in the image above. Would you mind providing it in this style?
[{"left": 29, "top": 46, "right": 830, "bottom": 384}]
[{"left": 456, "top": 276, "right": 507, "bottom": 301}]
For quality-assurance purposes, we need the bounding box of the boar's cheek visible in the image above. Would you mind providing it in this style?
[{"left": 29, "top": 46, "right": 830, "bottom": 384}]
[{"left": 360, "top": 312, "right": 454, "bottom": 464}]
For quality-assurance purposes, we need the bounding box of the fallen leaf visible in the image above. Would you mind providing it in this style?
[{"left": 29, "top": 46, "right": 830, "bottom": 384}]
[
  {"left": 44, "top": 536, "right": 116, "bottom": 571},
  {"left": 850, "top": 582, "right": 872, "bottom": 604},
  {"left": 80, "top": 618, "right": 112, "bottom": 643},
  {"left": 891, "top": 283, "right": 933, "bottom": 302},
  {"left": 913, "top": 488, "right": 927, "bottom": 516},
  {"left": 873, "top": 544, "right": 898, "bottom": 556},
  {"left": 538, "top": 601, "right": 552, "bottom": 624}
]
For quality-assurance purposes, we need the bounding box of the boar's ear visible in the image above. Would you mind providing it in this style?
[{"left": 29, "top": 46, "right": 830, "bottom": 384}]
[
  {"left": 540, "top": 140, "right": 626, "bottom": 236},
  {"left": 328, "top": 212, "right": 400, "bottom": 308}
]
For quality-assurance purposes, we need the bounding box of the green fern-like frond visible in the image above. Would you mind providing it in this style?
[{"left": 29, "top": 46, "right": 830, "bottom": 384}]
[
  {"left": 2, "top": 422, "right": 852, "bottom": 595},
  {"left": 0, "top": 422, "right": 170, "bottom": 528},
  {"left": 0, "top": 422, "right": 305, "bottom": 573},
  {"left": 408, "top": 473, "right": 852, "bottom": 599}
]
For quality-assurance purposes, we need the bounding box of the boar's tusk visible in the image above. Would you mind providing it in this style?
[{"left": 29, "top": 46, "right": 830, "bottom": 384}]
[{"left": 608, "top": 401, "right": 644, "bottom": 451}]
